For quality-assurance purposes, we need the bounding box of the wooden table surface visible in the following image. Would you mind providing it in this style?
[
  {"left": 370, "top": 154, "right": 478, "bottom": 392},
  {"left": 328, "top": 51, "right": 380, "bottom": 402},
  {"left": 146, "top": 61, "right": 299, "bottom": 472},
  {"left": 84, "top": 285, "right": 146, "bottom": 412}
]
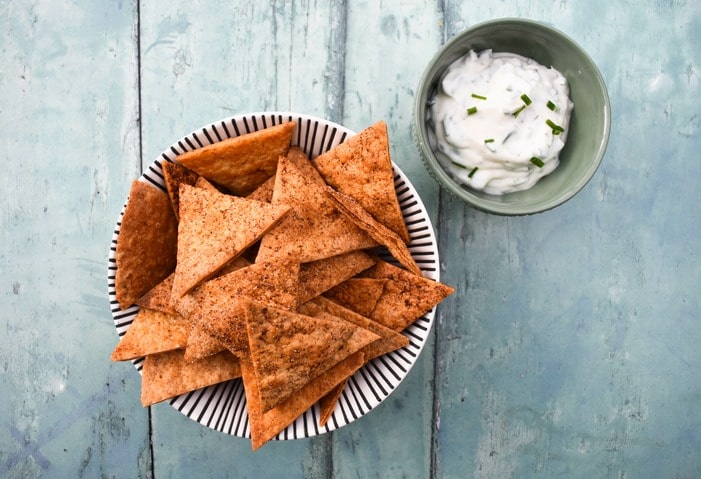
[{"left": 2, "top": 1, "right": 700, "bottom": 478}]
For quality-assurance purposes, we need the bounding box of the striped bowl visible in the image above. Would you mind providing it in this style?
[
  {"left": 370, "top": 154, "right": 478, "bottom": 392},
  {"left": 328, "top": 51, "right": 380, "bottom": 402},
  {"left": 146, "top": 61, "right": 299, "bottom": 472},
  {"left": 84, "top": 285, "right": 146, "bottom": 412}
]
[{"left": 108, "top": 112, "right": 441, "bottom": 440}]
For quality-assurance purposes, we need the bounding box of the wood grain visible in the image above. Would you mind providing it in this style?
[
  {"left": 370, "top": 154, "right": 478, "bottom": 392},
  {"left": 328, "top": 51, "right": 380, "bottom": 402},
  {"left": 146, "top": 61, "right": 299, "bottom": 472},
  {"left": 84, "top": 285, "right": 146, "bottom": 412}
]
[{"left": 0, "top": 1, "right": 148, "bottom": 477}]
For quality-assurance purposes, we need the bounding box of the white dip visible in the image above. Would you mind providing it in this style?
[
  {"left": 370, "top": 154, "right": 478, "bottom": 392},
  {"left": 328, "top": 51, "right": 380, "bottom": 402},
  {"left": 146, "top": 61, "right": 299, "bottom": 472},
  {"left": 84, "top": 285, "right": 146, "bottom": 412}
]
[{"left": 428, "top": 49, "right": 573, "bottom": 195}]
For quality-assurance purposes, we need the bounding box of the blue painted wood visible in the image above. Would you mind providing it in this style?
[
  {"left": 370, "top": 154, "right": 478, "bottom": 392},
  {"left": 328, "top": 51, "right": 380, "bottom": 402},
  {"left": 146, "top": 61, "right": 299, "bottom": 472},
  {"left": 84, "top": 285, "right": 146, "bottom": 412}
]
[
  {"left": 2, "top": 0, "right": 700, "bottom": 478},
  {"left": 0, "top": 1, "right": 150, "bottom": 478}
]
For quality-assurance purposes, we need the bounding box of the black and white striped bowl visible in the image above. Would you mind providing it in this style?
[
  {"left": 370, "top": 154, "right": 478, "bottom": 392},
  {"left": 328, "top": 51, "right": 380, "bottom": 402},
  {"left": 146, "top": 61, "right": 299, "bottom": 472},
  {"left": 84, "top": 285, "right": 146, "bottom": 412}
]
[{"left": 108, "top": 112, "right": 441, "bottom": 439}]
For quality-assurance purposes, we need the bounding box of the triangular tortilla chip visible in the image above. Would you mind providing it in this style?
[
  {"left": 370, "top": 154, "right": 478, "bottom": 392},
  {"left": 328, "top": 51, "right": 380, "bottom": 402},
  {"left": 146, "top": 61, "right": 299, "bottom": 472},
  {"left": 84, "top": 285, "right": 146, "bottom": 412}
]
[
  {"left": 170, "top": 184, "right": 291, "bottom": 299},
  {"left": 255, "top": 156, "right": 378, "bottom": 264},
  {"left": 297, "top": 251, "right": 376, "bottom": 304},
  {"left": 136, "top": 273, "right": 177, "bottom": 315},
  {"left": 245, "top": 146, "right": 322, "bottom": 203},
  {"left": 246, "top": 176, "right": 275, "bottom": 203},
  {"left": 172, "top": 256, "right": 251, "bottom": 318},
  {"left": 194, "top": 176, "right": 219, "bottom": 191},
  {"left": 323, "top": 277, "right": 388, "bottom": 316},
  {"left": 300, "top": 296, "right": 409, "bottom": 362},
  {"left": 162, "top": 161, "right": 199, "bottom": 221},
  {"left": 312, "top": 121, "right": 410, "bottom": 243},
  {"left": 175, "top": 121, "right": 296, "bottom": 195},
  {"left": 115, "top": 180, "right": 178, "bottom": 310},
  {"left": 183, "top": 327, "right": 226, "bottom": 363},
  {"left": 362, "top": 259, "right": 455, "bottom": 331},
  {"left": 318, "top": 380, "right": 347, "bottom": 428},
  {"left": 140, "top": 349, "right": 241, "bottom": 406},
  {"left": 245, "top": 302, "right": 379, "bottom": 413},
  {"left": 300, "top": 296, "right": 409, "bottom": 428},
  {"left": 110, "top": 307, "right": 190, "bottom": 361},
  {"left": 188, "top": 261, "right": 301, "bottom": 358},
  {"left": 241, "top": 352, "right": 365, "bottom": 450},
  {"left": 325, "top": 186, "right": 422, "bottom": 276},
  {"left": 175, "top": 256, "right": 251, "bottom": 362},
  {"left": 286, "top": 145, "right": 326, "bottom": 185}
]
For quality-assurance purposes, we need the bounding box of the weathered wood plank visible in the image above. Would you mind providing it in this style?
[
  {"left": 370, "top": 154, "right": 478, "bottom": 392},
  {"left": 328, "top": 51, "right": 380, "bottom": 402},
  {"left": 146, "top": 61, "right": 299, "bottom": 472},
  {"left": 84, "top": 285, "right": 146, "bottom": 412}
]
[
  {"left": 0, "top": 1, "right": 149, "bottom": 478},
  {"left": 433, "top": 3, "right": 701, "bottom": 479}
]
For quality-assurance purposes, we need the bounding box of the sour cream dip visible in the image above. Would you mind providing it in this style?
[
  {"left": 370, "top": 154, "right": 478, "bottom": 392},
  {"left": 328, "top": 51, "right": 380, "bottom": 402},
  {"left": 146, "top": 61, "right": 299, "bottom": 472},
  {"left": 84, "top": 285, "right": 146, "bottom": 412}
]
[{"left": 428, "top": 49, "right": 573, "bottom": 195}]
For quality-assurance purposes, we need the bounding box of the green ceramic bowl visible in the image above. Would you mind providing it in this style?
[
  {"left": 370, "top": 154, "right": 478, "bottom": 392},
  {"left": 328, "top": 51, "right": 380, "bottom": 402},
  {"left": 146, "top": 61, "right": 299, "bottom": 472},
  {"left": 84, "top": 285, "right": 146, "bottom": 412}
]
[{"left": 413, "top": 18, "right": 611, "bottom": 215}]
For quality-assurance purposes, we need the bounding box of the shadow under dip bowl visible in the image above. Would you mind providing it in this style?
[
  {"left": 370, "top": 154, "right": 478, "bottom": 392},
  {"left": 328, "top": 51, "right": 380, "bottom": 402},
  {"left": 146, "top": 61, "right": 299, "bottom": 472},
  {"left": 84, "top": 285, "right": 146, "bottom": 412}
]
[{"left": 413, "top": 18, "right": 611, "bottom": 215}]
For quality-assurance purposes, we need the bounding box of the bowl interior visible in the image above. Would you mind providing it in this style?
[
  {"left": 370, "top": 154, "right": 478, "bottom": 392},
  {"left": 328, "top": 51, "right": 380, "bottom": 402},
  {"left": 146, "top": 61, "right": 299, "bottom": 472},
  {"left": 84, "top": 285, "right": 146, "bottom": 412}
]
[{"left": 415, "top": 19, "right": 610, "bottom": 215}]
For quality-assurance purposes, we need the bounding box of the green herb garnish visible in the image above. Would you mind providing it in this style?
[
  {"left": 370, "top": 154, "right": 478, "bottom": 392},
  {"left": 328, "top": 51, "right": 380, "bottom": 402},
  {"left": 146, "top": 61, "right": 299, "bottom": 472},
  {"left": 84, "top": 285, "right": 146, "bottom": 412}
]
[
  {"left": 546, "top": 100, "right": 557, "bottom": 111},
  {"left": 546, "top": 119, "right": 564, "bottom": 135},
  {"left": 468, "top": 166, "right": 479, "bottom": 178},
  {"left": 451, "top": 161, "right": 467, "bottom": 170},
  {"left": 484, "top": 138, "right": 495, "bottom": 144},
  {"left": 467, "top": 106, "right": 478, "bottom": 116},
  {"left": 520, "top": 94, "right": 532, "bottom": 105},
  {"left": 512, "top": 105, "right": 526, "bottom": 117},
  {"left": 530, "top": 157, "right": 545, "bottom": 168},
  {"left": 471, "top": 93, "right": 487, "bottom": 100}
]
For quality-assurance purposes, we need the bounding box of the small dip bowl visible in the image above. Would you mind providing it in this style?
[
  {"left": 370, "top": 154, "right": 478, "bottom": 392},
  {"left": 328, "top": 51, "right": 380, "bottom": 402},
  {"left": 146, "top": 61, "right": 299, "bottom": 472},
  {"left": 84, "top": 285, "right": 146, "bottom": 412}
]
[{"left": 413, "top": 18, "right": 611, "bottom": 215}]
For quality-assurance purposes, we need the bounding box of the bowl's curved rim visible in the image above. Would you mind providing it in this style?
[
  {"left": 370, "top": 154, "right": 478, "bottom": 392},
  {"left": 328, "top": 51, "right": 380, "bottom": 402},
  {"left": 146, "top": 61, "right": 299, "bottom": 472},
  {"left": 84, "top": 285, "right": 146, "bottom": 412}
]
[{"left": 413, "top": 17, "right": 611, "bottom": 216}]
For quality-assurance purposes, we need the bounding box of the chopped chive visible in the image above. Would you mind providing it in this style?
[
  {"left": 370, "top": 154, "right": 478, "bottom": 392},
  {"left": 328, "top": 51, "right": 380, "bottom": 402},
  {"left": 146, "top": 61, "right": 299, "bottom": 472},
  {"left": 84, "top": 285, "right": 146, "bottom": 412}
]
[
  {"left": 546, "top": 100, "right": 557, "bottom": 111},
  {"left": 451, "top": 161, "right": 467, "bottom": 170},
  {"left": 468, "top": 166, "right": 479, "bottom": 178},
  {"left": 520, "top": 93, "right": 532, "bottom": 105},
  {"left": 471, "top": 93, "right": 487, "bottom": 100},
  {"left": 512, "top": 105, "right": 526, "bottom": 117},
  {"left": 546, "top": 119, "right": 564, "bottom": 134},
  {"left": 467, "top": 106, "right": 478, "bottom": 116},
  {"left": 530, "top": 157, "right": 545, "bottom": 168},
  {"left": 484, "top": 138, "right": 495, "bottom": 143}
]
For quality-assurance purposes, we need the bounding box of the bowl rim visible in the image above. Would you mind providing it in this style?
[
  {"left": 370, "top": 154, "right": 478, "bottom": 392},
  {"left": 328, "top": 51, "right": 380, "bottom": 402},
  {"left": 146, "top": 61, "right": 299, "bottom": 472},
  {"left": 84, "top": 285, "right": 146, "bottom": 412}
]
[{"left": 413, "top": 17, "right": 611, "bottom": 215}]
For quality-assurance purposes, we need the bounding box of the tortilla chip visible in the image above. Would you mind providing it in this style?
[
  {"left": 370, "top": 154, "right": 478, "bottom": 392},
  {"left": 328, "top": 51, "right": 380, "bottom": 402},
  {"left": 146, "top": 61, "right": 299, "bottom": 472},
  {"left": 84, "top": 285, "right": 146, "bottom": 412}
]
[
  {"left": 115, "top": 180, "right": 178, "bottom": 310},
  {"left": 136, "top": 273, "right": 177, "bottom": 315},
  {"left": 183, "top": 327, "right": 226, "bottom": 363},
  {"left": 300, "top": 296, "right": 409, "bottom": 362},
  {"left": 242, "top": 352, "right": 365, "bottom": 450},
  {"left": 175, "top": 121, "right": 296, "bottom": 195},
  {"left": 246, "top": 146, "right": 324, "bottom": 204},
  {"left": 297, "top": 251, "right": 376, "bottom": 304},
  {"left": 110, "top": 307, "right": 190, "bottom": 361},
  {"left": 312, "top": 121, "right": 410, "bottom": 243},
  {"left": 323, "top": 277, "right": 388, "bottom": 316},
  {"left": 172, "top": 256, "right": 251, "bottom": 319},
  {"left": 255, "top": 155, "right": 378, "bottom": 264},
  {"left": 286, "top": 146, "right": 325, "bottom": 185},
  {"left": 318, "top": 380, "right": 346, "bottom": 428},
  {"left": 194, "top": 176, "right": 219, "bottom": 191},
  {"left": 175, "top": 256, "right": 251, "bottom": 362},
  {"left": 362, "top": 259, "right": 455, "bottom": 331},
  {"left": 246, "top": 176, "right": 275, "bottom": 203},
  {"left": 299, "top": 296, "right": 409, "bottom": 427},
  {"left": 325, "top": 186, "right": 422, "bottom": 276},
  {"left": 188, "top": 261, "right": 301, "bottom": 358},
  {"left": 162, "top": 161, "right": 199, "bottom": 221},
  {"left": 245, "top": 302, "right": 379, "bottom": 413},
  {"left": 170, "top": 184, "right": 290, "bottom": 299},
  {"left": 140, "top": 349, "right": 241, "bottom": 406}
]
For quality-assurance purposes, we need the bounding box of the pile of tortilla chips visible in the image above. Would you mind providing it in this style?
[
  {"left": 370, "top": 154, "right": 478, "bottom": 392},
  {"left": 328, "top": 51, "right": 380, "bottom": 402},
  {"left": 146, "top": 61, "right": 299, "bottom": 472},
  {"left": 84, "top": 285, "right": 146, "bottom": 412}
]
[{"left": 111, "top": 119, "right": 454, "bottom": 450}]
